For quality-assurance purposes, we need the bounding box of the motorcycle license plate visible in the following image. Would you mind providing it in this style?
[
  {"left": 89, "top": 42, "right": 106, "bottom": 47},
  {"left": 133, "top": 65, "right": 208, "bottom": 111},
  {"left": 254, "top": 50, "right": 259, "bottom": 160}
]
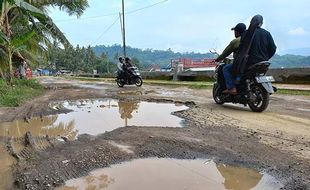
[{"left": 256, "top": 76, "right": 275, "bottom": 83}]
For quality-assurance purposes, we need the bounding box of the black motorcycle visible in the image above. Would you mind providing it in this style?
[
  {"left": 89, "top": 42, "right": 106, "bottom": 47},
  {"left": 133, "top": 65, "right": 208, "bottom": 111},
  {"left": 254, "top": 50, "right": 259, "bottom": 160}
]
[
  {"left": 213, "top": 60, "right": 276, "bottom": 112},
  {"left": 116, "top": 66, "right": 143, "bottom": 87}
]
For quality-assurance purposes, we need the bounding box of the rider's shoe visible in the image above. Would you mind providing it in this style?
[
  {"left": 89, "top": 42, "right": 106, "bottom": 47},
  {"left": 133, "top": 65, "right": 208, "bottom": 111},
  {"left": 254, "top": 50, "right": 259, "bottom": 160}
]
[{"left": 228, "top": 88, "right": 237, "bottom": 95}]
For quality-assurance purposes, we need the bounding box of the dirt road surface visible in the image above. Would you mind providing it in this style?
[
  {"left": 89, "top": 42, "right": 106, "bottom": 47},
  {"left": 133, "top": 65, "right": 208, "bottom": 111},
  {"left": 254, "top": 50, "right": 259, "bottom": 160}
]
[{"left": 0, "top": 77, "right": 309, "bottom": 189}]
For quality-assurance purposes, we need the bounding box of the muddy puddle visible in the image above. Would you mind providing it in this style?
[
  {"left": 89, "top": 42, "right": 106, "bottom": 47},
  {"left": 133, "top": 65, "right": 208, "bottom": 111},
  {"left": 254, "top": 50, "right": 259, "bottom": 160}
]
[
  {"left": 58, "top": 158, "right": 283, "bottom": 190},
  {"left": 0, "top": 99, "right": 188, "bottom": 139},
  {"left": 0, "top": 144, "right": 15, "bottom": 190}
]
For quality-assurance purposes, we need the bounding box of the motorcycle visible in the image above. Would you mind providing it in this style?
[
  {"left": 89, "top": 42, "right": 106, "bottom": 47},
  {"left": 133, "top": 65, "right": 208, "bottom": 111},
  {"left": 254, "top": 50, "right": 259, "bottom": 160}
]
[
  {"left": 116, "top": 66, "right": 143, "bottom": 87},
  {"left": 211, "top": 50, "right": 277, "bottom": 112}
]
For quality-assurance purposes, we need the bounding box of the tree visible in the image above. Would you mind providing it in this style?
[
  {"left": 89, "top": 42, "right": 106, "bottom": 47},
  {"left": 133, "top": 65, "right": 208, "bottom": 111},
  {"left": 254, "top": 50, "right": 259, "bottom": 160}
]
[
  {"left": 100, "top": 52, "right": 109, "bottom": 73},
  {"left": 0, "top": 0, "right": 89, "bottom": 82},
  {"left": 131, "top": 57, "right": 143, "bottom": 69}
]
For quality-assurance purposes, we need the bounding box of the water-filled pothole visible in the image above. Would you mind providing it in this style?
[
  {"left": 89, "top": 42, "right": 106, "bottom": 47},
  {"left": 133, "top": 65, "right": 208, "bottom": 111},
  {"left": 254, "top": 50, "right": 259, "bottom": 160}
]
[
  {"left": 0, "top": 99, "right": 188, "bottom": 139},
  {"left": 0, "top": 144, "right": 14, "bottom": 190},
  {"left": 57, "top": 158, "right": 283, "bottom": 190}
]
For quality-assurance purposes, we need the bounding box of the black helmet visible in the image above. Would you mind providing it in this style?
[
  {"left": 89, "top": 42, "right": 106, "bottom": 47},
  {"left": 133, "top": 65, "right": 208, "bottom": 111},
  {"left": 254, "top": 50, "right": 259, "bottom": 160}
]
[
  {"left": 119, "top": 57, "right": 124, "bottom": 63},
  {"left": 231, "top": 23, "right": 246, "bottom": 34},
  {"left": 125, "top": 57, "right": 131, "bottom": 63}
]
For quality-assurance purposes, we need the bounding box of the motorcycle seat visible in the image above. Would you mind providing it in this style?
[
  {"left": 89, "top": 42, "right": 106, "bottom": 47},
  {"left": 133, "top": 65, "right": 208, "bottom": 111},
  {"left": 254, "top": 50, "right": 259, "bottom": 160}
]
[{"left": 245, "top": 61, "right": 270, "bottom": 76}]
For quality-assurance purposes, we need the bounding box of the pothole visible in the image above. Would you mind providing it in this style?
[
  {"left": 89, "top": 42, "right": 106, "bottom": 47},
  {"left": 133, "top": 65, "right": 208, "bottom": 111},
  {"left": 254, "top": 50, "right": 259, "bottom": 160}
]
[
  {"left": 57, "top": 158, "right": 283, "bottom": 190},
  {"left": 0, "top": 99, "right": 188, "bottom": 139},
  {"left": 0, "top": 144, "right": 15, "bottom": 190}
]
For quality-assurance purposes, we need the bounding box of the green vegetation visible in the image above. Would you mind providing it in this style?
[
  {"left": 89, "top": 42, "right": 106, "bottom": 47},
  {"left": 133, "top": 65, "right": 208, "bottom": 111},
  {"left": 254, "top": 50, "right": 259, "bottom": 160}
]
[
  {"left": 47, "top": 44, "right": 145, "bottom": 74},
  {"left": 272, "top": 54, "right": 310, "bottom": 68},
  {"left": 0, "top": 0, "right": 89, "bottom": 83},
  {"left": 92, "top": 44, "right": 310, "bottom": 69},
  {"left": 277, "top": 89, "right": 310, "bottom": 96},
  {"left": 92, "top": 44, "right": 215, "bottom": 68},
  {"left": 0, "top": 79, "right": 43, "bottom": 107}
]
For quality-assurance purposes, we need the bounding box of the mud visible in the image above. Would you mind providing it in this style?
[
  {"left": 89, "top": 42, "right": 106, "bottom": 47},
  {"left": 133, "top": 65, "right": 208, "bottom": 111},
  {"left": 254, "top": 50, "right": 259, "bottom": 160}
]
[{"left": 0, "top": 77, "right": 309, "bottom": 189}]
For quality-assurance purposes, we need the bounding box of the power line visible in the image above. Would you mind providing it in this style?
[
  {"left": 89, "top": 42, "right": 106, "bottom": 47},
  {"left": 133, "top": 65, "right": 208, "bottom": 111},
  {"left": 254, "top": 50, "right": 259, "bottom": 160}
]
[
  {"left": 126, "top": 0, "right": 168, "bottom": 14},
  {"left": 55, "top": 0, "right": 169, "bottom": 23},
  {"left": 90, "top": 16, "right": 120, "bottom": 45}
]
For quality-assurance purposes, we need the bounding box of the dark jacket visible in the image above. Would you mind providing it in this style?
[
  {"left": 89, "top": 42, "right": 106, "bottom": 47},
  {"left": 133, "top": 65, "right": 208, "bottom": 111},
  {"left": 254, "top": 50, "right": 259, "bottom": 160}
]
[
  {"left": 232, "top": 26, "right": 276, "bottom": 77},
  {"left": 246, "top": 28, "right": 277, "bottom": 67}
]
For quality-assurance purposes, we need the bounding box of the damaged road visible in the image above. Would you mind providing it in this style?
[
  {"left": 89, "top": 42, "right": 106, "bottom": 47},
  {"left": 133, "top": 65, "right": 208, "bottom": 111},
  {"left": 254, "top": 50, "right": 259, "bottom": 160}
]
[{"left": 0, "top": 77, "right": 309, "bottom": 189}]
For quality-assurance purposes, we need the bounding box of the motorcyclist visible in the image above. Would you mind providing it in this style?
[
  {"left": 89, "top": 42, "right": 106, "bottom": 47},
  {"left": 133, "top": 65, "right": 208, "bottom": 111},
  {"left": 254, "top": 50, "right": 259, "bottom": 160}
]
[
  {"left": 215, "top": 23, "right": 246, "bottom": 62},
  {"left": 118, "top": 57, "right": 134, "bottom": 82},
  {"left": 215, "top": 23, "right": 246, "bottom": 95},
  {"left": 232, "top": 15, "right": 276, "bottom": 81},
  {"left": 117, "top": 57, "right": 126, "bottom": 80}
]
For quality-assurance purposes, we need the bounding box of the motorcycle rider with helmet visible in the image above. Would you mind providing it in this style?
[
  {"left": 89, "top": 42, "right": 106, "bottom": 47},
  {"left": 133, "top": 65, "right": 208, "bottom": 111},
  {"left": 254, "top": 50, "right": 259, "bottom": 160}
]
[{"left": 215, "top": 23, "right": 247, "bottom": 95}]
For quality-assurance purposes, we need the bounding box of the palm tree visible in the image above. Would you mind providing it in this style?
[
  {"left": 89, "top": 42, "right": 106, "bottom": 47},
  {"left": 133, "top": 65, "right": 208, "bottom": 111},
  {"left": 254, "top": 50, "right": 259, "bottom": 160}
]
[{"left": 0, "top": 0, "right": 89, "bottom": 82}]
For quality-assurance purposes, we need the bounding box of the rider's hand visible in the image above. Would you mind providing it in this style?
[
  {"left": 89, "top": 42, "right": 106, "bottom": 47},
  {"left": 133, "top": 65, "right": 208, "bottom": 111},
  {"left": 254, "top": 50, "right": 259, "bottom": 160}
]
[{"left": 212, "top": 59, "right": 218, "bottom": 63}]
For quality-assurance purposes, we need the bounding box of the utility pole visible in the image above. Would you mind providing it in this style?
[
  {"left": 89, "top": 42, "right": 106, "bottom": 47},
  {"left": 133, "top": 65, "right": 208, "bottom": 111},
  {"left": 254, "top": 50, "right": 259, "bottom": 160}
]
[{"left": 121, "top": 0, "right": 126, "bottom": 58}]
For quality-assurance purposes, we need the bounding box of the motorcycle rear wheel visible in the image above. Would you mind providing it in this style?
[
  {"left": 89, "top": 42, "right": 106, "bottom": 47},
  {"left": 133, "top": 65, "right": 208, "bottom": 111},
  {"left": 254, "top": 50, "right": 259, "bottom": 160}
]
[
  {"left": 248, "top": 84, "right": 269, "bottom": 112},
  {"left": 213, "top": 83, "right": 225, "bottom": 104}
]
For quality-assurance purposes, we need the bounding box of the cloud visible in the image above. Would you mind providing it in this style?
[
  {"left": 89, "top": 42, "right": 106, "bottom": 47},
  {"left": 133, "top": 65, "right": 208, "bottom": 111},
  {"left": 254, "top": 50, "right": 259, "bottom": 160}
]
[{"left": 288, "top": 27, "right": 308, "bottom": 36}]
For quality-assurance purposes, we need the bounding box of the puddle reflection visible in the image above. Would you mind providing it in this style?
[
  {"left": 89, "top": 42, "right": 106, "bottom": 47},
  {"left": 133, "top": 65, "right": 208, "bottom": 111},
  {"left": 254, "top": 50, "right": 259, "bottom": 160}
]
[
  {"left": 58, "top": 158, "right": 282, "bottom": 190},
  {"left": 0, "top": 116, "right": 78, "bottom": 140},
  {"left": 0, "top": 99, "right": 187, "bottom": 139}
]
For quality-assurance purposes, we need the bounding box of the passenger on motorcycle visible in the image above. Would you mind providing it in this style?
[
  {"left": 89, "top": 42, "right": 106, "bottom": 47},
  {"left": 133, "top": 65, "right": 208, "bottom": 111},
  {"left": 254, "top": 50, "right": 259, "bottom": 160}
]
[
  {"left": 125, "top": 57, "right": 133, "bottom": 67},
  {"left": 215, "top": 23, "right": 246, "bottom": 95},
  {"left": 232, "top": 15, "right": 276, "bottom": 85},
  {"left": 239, "top": 15, "right": 276, "bottom": 72}
]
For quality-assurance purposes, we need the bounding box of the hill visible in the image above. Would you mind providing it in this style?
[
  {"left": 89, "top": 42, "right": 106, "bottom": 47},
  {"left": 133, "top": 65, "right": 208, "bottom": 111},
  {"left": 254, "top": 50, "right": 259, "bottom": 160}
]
[
  {"left": 278, "top": 48, "right": 310, "bottom": 56},
  {"left": 92, "top": 44, "right": 310, "bottom": 69},
  {"left": 92, "top": 44, "right": 214, "bottom": 68}
]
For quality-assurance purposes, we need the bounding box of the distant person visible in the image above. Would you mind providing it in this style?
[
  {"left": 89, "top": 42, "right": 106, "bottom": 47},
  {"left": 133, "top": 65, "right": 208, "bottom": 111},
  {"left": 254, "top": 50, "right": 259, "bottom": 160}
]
[
  {"left": 117, "top": 57, "right": 126, "bottom": 79},
  {"left": 233, "top": 14, "right": 277, "bottom": 81},
  {"left": 215, "top": 23, "right": 246, "bottom": 94},
  {"left": 123, "top": 57, "right": 134, "bottom": 77},
  {"left": 125, "top": 57, "right": 133, "bottom": 67},
  {"left": 117, "top": 57, "right": 125, "bottom": 70},
  {"left": 19, "top": 60, "right": 27, "bottom": 79}
]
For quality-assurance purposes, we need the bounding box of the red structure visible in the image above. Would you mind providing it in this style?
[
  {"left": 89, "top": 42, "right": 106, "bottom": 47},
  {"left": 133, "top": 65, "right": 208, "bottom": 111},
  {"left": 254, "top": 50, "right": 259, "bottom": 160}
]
[{"left": 171, "top": 58, "right": 217, "bottom": 69}]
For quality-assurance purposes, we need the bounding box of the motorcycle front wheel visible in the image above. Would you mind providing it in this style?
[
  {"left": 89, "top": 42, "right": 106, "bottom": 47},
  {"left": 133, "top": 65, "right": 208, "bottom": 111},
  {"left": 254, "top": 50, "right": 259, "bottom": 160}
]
[
  {"left": 213, "top": 83, "right": 224, "bottom": 104},
  {"left": 248, "top": 84, "right": 269, "bottom": 112},
  {"left": 116, "top": 79, "right": 124, "bottom": 87},
  {"left": 135, "top": 77, "right": 143, "bottom": 87}
]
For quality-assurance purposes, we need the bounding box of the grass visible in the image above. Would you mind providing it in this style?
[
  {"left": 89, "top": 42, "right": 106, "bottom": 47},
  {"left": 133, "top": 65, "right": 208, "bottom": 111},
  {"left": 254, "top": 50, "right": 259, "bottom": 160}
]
[
  {"left": 277, "top": 89, "right": 310, "bottom": 96},
  {"left": 0, "top": 78, "right": 43, "bottom": 107}
]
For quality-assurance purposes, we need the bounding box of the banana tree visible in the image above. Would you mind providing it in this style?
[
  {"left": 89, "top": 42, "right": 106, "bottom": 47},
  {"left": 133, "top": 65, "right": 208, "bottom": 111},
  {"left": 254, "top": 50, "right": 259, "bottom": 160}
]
[
  {"left": 0, "top": 0, "right": 88, "bottom": 82},
  {"left": 0, "top": 28, "right": 35, "bottom": 82}
]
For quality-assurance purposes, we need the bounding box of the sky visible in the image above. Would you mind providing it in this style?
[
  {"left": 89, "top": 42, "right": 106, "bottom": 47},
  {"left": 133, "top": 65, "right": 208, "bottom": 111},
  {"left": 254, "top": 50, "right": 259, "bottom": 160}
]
[{"left": 49, "top": 0, "right": 310, "bottom": 53}]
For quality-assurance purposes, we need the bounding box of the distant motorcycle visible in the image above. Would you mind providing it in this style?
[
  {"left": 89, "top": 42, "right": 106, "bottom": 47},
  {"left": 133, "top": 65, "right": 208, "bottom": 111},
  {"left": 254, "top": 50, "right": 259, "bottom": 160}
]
[
  {"left": 116, "top": 66, "right": 143, "bottom": 87},
  {"left": 211, "top": 50, "right": 277, "bottom": 112}
]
